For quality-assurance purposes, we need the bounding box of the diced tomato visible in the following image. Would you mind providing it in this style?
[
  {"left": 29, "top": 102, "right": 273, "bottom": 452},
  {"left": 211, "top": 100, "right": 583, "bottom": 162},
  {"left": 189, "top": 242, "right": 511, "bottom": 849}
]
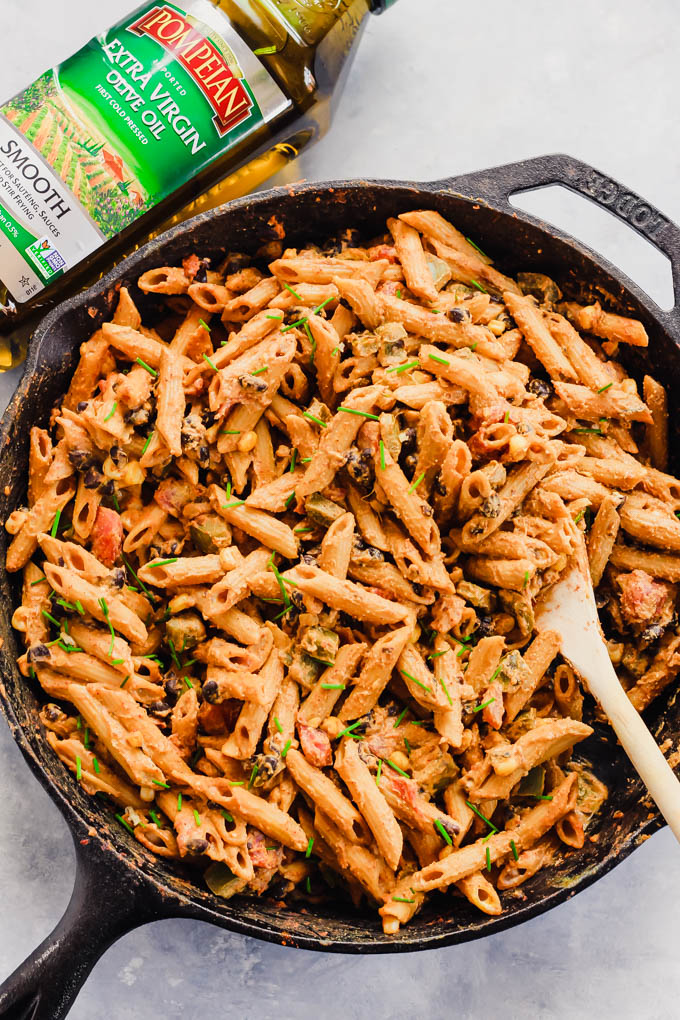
[
  {"left": 298, "top": 723, "right": 332, "bottom": 767},
  {"left": 154, "top": 477, "right": 195, "bottom": 517},
  {"left": 367, "top": 244, "right": 399, "bottom": 263},
  {"left": 90, "top": 507, "right": 122, "bottom": 566},
  {"left": 482, "top": 681, "right": 504, "bottom": 730},
  {"left": 618, "top": 570, "right": 674, "bottom": 628},
  {"left": 247, "top": 827, "right": 284, "bottom": 868},
  {"left": 182, "top": 254, "right": 202, "bottom": 281}
]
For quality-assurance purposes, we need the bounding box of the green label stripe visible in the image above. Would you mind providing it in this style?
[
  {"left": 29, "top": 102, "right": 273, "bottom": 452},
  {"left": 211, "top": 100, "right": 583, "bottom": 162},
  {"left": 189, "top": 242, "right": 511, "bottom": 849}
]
[{"left": 0, "top": 200, "right": 63, "bottom": 283}]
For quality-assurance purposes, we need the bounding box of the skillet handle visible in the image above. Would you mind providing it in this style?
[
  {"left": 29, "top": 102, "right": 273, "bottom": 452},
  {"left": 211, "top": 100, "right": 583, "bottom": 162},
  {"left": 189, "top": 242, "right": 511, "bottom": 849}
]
[
  {"left": 438, "top": 153, "right": 680, "bottom": 314},
  {"left": 0, "top": 829, "right": 169, "bottom": 1020}
]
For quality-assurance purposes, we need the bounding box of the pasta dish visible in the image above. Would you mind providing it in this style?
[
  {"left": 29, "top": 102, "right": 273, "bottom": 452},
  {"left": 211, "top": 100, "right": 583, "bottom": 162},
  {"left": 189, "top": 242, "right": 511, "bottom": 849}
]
[{"left": 7, "top": 209, "right": 675, "bottom": 934}]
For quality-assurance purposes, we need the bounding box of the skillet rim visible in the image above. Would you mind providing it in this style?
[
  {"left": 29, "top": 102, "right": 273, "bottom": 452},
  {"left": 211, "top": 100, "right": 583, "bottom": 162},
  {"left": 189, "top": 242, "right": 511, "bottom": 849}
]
[{"left": 0, "top": 163, "right": 673, "bottom": 954}]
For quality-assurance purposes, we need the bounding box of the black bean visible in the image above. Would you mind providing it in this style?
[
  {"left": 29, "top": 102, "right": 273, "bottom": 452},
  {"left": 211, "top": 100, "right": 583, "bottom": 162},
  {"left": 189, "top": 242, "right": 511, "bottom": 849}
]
[
  {"left": 448, "top": 307, "right": 471, "bottom": 324},
  {"left": 27, "top": 643, "right": 50, "bottom": 662},
  {"left": 76, "top": 401, "right": 88, "bottom": 412},
  {"left": 202, "top": 679, "right": 219, "bottom": 703}
]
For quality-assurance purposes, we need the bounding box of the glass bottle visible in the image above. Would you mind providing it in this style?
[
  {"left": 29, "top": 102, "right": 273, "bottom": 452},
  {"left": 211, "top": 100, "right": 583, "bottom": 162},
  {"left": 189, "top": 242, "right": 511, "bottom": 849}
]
[{"left": 0, "top": 0, "right": 398, "bottom": 367}]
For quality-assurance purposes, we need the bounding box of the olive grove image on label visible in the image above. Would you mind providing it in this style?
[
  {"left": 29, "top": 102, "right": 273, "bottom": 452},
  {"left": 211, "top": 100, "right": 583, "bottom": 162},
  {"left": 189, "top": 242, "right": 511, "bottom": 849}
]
[{"left": 0, "top": 0, "right": 289, "bottom": 301}]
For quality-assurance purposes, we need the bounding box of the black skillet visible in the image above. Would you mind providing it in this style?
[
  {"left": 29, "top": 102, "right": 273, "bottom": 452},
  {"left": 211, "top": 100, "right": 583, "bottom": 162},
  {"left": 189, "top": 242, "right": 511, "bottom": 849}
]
[{"left": 1, "top": 153, "right": 680, "bottom": 1020}]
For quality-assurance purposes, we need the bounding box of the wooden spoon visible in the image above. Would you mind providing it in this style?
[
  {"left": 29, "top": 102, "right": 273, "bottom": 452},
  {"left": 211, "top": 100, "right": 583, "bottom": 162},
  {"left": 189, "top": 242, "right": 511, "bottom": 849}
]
[{"left": 535, "top": 556, "right": 680, "bottom": 843}]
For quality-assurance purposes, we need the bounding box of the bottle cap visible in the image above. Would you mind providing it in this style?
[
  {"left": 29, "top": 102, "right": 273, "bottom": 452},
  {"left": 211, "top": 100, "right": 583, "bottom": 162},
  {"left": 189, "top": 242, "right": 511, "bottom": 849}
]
[{"left": 370, "top": 0, "right": 399, "bottom": 11}]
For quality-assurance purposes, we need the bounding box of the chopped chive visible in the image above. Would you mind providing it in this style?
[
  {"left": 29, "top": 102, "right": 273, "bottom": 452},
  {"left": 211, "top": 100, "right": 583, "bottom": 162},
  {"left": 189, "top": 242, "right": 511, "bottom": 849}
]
[
  {"left": 294, "top": 526, "right": 312, "bottom": 534},
  {"left": 486, "top": 846, "right": 492, "bottom": 872},
  {"left": 76, "top": 756, "right": 82, "bottom": 781},
  {"left": 83, "top": 728, "right": 90, "bottom": 749},
  {"left": 103, "top": 402, "right": 117, "bottom": 422},
  {"left": 193, "top": 808, "right": 201, "bottom": 827},
  {"left": 41, "top": 609, "right": 61, "bottom": 628},
  {"left": 386, "top": 359, "right": 419, "bottom": 374},
  {"left": 254, "top": 44, "right": 278, "bottom": 54},
  {"left": 404, "top": 737, "right": 412, "bottom": 755},
  {"left": 50, "top": 508, "right": 61, "bottom": 538},
  {"left": 221, "top": 810, "right": 234, "bottom": 822},
  {"left": 428, "top": 649, "right": 449, "bottom": 659},
  {"left": 335, "top": 720, "right": 363, "bottom": 739},
  {"left": 597, "top": 382, "right": 613, "bottom": 393},
  {"left": 386, "top": 758, "right": 410, "bottom": 778},
  {"left": 266, "top": 313, "right": 283, "bottom": 320},
  {"left": 281, "top": 739, "right": 292, "bottom": 758},
  {"left": 331, "top": 346, "right": 340, "bottom": 357},
  {"left": 393, "top": 708, "right": 408, "bottom": 728},
  {"left": 116, "top": 813, "right": 134, "bottom": 835},
  {"left": 305, "top": 876, "right": 312, "bottom": 894},
  {"left": 111, "top": 658, "right": 124, "bottom": 666},
  {"left": 177, "top": 793, "right": 183, "bottom": 811},
  {"left": 336, "top": 406, "right": 380, "bottom": 421},
  {"left": 511, "top": 840, "right": 519, "bottom": 861},
  {"left": 228, "top": 781, "right": 244, "bottom": 786},
  {"left": 135, "top": 357, "right": 157, "bottom": 377},
  {"left": 380, "top": 440, "right": 386, "bottom": 471},
  {"left": 408, "top": 471, "right": 425, "bottom": 494},
  {"left": 428, "top": 352, "right": 449, "bottom": 365},
  {"left": 305, "top": 837, "right": 314, "bottom": 858},
  {"left": 225, "top": 480, "right": 232, "bottom": 501},
  {"left": 274, "top": 716, "right": 283, "bottom": 733},
  {"left": 523, "top": 570, "right": 529, "bottom": 589},
  {"left": 120, "top": 675, "right": 130, "bottom": 688},
  {"left": 393, "top": 896, "right": 416, "bottom": 904},
  {"left": 183, "top": 676, "right": 194, "bottom": 690},
  {"left": 504, "top": 410, "right": 510, "bottom": 424},
  {"left": 301, "top": 457, "right": 312, "bottom": 463},
  {"left": 222, "top": 500, "right": 246, "bottom": 509},
  {"left": 30, "top": 576, "right": 46, "bottom": 586},
  {"left": 149, "top": 557, "right": 179, "bottom": 568},
  {"left": 282, "top": 281, "right": 302, "bottom": 300},
  {"left": 472, "top": 697, "right": 496, "bottom": 712},
  {"left": 439, "top": 677, "right": 453, "bottom": 706},
  {"left": 152, "top": 779, "right": 170, "bottom": 789},
  {"left": 466, "top": 801, "right": 497, "bottom": 831},
  {"left": 535, "top": 794, "right": 553, "bottom": 801},
  {"left": 142, "top": 431, "right": 154, "bottom": 455},
  {"left": 198, "top": 318, "right": 211, "bottom": 332},
  {"left": 285, "top": 491, "right": 296, "bottom": 509},
  {"left": 470, "top": 279, "right": 488, "bottom": 293},
  {"left": 220, "top": 429, "right": 241, "bottom": 435},
  {"left": 465, "top": 236, "right": 489, "bottom": 259},
  {"left": 321, "top": 683, "right": 345, "bottom": 690},
  {"left": 93, "top": 757, "right": 100, "bottom": 775},
  {"left": 401, "top": 669, "right": 430, "bottom": 694},
  {"left": 111, "top": 490, "right": 121, "bottom": 513},
  {"left": 574, "top": 510, "right": 584, "bottom": 525},
  {"left": 304, "top": 321, "right": 317, "bottom": 363},
  {"left": 290, "top": 448, "right": 297, "bottom": 473},
  {"left": 202, "top": 353, "right": 218, "bottom": 372},
  {"left": 470, "top": 342, "right": 479, "bottom": 351},
  {"left": 149, "top": 810, "right": 162, "bottom": 826},
  {"left": 376, "top": 759, "right": 383, "bottom": 785},
  {"left": 313, "top": 296, "right": 335, "bottom": 314},
  {"left": 434, "top": 819, "right": 452, "bottom": 845},
  {"left": 573, "top": 427, "right": 603, "bottom": 435},
  {"left": 251, "top": 365, "right": 268, "bottom": 376},
  {"left": 302, "top": 411, "right": 327, "bottom": 428},
  {"left": 281, "top": 316, "right": 308, "bottom": 333}
]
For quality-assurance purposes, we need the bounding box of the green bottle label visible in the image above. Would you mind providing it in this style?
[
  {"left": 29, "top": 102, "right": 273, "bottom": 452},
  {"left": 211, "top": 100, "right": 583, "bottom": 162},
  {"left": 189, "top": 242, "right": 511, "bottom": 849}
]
[{"left": 0, "top": 0, "right": 290, "bottom": 303}]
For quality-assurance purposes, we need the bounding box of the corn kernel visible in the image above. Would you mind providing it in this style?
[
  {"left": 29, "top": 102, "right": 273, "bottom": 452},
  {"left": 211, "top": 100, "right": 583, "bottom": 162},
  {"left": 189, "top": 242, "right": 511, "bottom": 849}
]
[
  {"left": 488, "top": 318, "right": 507, "bottom": 336},
  {"left": 237, "top": 430, "right": 257, "bottom": 453}
]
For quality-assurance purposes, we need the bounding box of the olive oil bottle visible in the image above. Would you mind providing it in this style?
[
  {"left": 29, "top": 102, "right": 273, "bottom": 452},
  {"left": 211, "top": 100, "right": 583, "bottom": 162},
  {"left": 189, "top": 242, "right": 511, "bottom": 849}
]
[{"left": 0, "top": 0, "right": 397, "bottom": 366}]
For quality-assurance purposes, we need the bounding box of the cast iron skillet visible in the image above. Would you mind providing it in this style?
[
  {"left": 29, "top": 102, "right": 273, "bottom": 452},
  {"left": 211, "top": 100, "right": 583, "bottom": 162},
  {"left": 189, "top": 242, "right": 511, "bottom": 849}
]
[{"left": 1, "top": 153, "right": 680, "bottom": 1020}]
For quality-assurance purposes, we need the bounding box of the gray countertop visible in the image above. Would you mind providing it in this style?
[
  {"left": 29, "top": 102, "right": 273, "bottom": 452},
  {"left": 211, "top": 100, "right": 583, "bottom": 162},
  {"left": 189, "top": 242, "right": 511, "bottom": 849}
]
[{"left": 2, "top": 1, "right": 680, "bottom": 1017}]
